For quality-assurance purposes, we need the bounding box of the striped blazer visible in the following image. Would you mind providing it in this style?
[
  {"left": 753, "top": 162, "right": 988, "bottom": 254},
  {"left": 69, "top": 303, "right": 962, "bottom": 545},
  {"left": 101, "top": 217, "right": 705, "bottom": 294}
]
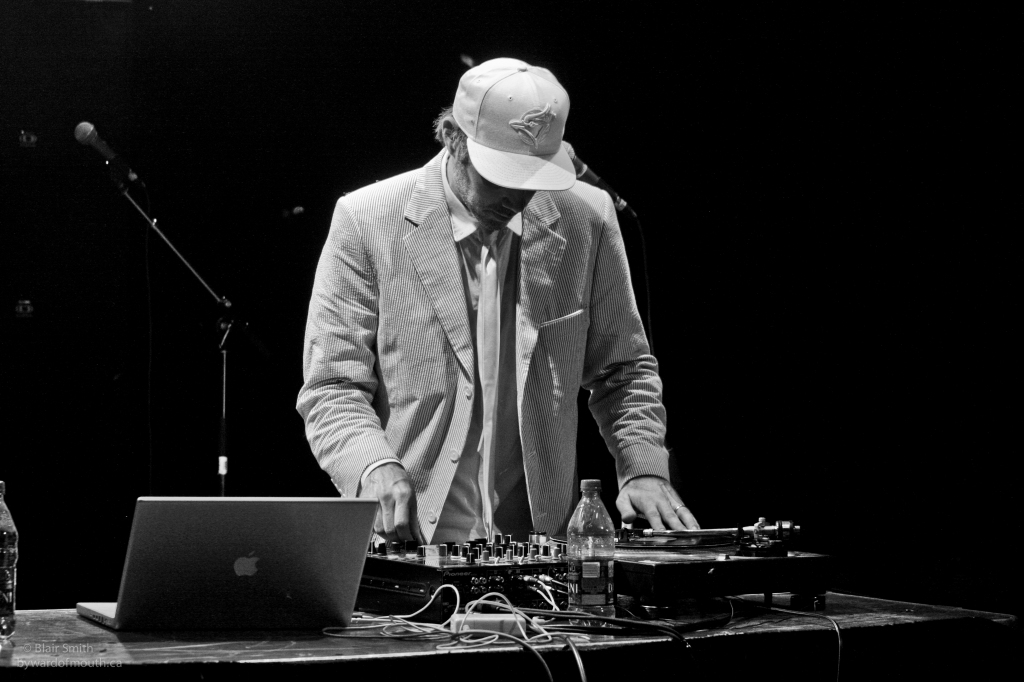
[{"left": 297, "top": 151, "right": 670, "bottom": 540}]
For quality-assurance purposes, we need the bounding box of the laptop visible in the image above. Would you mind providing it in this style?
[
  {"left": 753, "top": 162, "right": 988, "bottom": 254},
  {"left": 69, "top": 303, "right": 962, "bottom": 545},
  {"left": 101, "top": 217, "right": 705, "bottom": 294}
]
[{"left": 77, "top": 496, "right": 378, "bottom": 630}]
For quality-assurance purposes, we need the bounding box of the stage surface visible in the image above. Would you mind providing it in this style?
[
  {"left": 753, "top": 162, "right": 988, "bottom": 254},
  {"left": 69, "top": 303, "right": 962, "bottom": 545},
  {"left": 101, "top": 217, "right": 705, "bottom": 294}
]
[{"left": 1, "top": 593, "right": 1017, "bottom": 680}]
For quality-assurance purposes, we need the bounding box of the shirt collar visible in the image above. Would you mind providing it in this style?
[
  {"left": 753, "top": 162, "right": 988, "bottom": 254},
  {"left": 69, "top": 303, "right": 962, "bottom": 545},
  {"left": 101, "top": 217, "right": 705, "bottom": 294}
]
[{"left": 442, "top": 151, "right": 522, "bottom": 242}]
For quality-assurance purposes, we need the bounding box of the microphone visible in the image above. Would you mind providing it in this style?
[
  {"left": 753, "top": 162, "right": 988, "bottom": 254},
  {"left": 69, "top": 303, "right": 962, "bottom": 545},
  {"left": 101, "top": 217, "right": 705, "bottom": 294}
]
[
  {"left": 562, "top": 141, "right": 629, "bottom": 213},
  {"left": 74, "top": 121, "right": 140, "bottom": 184}
]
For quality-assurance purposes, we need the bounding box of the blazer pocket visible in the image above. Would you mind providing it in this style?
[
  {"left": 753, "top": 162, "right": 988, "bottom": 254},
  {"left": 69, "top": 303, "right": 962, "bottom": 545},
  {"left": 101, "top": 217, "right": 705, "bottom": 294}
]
[
  {"left": 538, "top": 308, "right": 588, "bottom": 339},
  {"left": 536, "top": 309, "right": 589, "bottom": 418}
]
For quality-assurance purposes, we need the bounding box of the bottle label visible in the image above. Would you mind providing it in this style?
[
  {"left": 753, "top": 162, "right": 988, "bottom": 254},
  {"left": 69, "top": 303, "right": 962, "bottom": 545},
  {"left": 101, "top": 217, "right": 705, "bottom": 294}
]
[
  {"left": 0, "top": 568, "right": 14, "bottom": 617},
  {"left": 567, "top": 558, "right": 614, "bottom": 606}
]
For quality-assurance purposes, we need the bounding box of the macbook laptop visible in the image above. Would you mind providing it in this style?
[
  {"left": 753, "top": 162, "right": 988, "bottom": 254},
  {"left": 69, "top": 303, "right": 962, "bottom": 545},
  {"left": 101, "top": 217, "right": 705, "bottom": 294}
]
[{"left": 77, "top": 496, "right": 378, "bottom": 630}]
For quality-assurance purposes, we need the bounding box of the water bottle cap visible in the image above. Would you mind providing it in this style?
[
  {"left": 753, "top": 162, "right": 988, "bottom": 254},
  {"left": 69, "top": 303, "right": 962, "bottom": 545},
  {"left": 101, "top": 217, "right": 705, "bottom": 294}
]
[{"left": 580, "top": 479, "right": 602, "bottom": 492}]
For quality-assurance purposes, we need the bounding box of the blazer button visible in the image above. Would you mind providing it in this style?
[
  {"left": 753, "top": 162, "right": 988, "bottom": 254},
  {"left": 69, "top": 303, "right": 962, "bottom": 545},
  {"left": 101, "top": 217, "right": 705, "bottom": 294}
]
[
  {"left": 464, "top": 387, "right": 472, "bottom": 399},
  {"left": 450, "top": 450, "right": 460, "bottom": 463},
  {"left": 427, "top": 511, "right": 438, "bottom": 524}
]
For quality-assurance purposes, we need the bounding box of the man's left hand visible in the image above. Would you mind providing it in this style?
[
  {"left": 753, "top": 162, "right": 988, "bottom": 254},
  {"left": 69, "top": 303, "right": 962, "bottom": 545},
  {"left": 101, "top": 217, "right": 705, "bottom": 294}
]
[{"left": 616, "top": 476, "right": 700, "bottom": 531}]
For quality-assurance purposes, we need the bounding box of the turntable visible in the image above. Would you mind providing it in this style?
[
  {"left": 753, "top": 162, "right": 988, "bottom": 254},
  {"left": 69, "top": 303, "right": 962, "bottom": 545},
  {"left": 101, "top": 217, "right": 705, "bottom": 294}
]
[{"left": 614, "top": 518, "right": 831, "bottom": 609}]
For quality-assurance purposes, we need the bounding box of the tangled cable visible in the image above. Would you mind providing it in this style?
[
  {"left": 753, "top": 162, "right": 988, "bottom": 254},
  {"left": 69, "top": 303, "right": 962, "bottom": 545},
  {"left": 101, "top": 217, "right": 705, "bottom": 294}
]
[{"left": 323, "top": 585, "right": 590, "bottom": 682}]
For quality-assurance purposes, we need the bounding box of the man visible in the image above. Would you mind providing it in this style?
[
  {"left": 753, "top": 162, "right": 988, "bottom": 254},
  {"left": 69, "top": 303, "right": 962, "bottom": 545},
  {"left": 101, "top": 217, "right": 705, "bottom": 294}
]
[{"left": 297, "top": 58, "right": 698, "bottom": 544}]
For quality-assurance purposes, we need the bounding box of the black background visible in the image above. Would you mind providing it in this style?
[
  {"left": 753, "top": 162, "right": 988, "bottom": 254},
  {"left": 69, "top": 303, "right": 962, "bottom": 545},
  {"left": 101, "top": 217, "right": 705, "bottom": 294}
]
[{"left": 1, "top": 1, "right": 1016, "bottom": 617}]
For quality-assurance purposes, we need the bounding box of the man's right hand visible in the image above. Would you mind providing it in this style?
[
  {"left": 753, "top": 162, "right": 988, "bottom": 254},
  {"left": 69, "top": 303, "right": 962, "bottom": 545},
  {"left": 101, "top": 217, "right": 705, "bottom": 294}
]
[{"left": 360, "top": 463, "right": 423, "bottom": 543}]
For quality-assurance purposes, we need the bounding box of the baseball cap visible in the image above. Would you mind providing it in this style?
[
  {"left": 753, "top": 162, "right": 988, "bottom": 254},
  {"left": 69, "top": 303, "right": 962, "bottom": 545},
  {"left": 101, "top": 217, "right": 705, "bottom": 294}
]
[{"left": 453, "top": 58, "right": 576, "bottom": 191}]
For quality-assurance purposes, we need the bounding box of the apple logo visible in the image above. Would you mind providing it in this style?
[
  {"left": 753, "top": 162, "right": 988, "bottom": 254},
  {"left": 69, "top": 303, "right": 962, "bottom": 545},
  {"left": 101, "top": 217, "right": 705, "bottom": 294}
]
[{"left": 234, "top": 551, "right": 259, "bottom": 577}]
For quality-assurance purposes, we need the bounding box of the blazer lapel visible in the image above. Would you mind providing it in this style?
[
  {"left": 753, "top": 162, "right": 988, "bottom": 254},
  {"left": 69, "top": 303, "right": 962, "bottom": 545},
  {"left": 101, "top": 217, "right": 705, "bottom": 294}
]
[
  {"left": 403, "top": 154, "right": 475, "bottom": 380},
  {"left": 516, "top": 191, "right": 564, "bottom": 411}
]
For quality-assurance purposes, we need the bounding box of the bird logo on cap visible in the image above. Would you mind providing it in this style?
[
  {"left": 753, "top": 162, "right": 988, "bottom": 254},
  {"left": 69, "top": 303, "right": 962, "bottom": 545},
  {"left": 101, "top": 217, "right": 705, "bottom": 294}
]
[{"left": 509, "top": 103, "right": 556, "bottom": 148}]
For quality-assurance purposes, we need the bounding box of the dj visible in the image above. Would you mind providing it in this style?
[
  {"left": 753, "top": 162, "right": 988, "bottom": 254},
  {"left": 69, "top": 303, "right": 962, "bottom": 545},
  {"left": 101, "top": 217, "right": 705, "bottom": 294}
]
[{"left": 297, "top": 58, "right": 699, "bottom": 544}]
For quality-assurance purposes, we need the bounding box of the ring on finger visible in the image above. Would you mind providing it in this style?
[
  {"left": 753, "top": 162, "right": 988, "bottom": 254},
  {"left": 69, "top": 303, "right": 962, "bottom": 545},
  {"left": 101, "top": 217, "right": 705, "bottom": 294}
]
[{"left": 672, "top": 502, "right": 686, "bottom": 512}]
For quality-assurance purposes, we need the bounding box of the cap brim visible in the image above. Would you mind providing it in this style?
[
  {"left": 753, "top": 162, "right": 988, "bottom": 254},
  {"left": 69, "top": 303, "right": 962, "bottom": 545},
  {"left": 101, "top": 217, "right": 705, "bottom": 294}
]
[{"left": 466, "top": 138, "right": 577, "bottom": 191}]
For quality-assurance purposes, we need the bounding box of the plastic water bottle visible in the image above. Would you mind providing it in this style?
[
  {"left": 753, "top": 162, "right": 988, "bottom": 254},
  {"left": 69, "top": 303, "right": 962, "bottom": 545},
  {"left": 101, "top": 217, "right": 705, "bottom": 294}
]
[
  {"left": 567, "top": 479, "right": 616, "bottom": 616},
  {"left": 0, "top": 481, "right": 18, "bottom": 640}
]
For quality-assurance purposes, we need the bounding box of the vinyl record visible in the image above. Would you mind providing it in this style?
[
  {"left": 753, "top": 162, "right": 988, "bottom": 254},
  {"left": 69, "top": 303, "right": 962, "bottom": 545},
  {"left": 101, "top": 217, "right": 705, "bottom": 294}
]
[{"left": 614, "top": 534, "right": 737, "bottom": 551}]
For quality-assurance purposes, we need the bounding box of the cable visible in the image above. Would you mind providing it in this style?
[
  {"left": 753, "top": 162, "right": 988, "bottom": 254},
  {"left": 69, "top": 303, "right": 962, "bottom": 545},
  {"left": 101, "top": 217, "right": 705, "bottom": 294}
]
[
  {"left": 466, "top": 592, "right": 538, "bottom": 640},
  {"left": 516, "top": 606, "right": 703, "bottom": 668},
  {"left": 517, "top": 608, "right": 688, "bottom": 642},
  {"left": 323, "top": 586, "right": 594, "bottom": 682},
  {"left": 138, "top": 183, "right": 154, "bottom": 496},
  {"left": 335, "top": 588, "right": 753, "bottom": 682},
  {"left": 560, "top": 635, "right": 587, "bottom": 682},
  {"left": 528, "top": 585, "right": 558, "bottom": 610},
  {"left": 445, "top": 628, "right": 554, "bottom": 682},
  {"left": 727, "top": 597, "right": 842, "bottom": 682},
  {"left": 444, "top": 593, "right": 558, "bottom": 682},
  {"left": 614, "top": 596, "right": 735, "bottom": 631},
  {"left": 625, "top": 207, "right": 656, "bottom": 356},
  {"left": 450, "top": 596, "right": 592, "bottom": 682},
  {"left": 524, "top": 575, "right": 559, "bottom": 609},
  {"left": 322, "top": 584, "right": 461, "bottom": 636},
  {"left": 537, "top": 575, "right": 568, "bottom": 589}
]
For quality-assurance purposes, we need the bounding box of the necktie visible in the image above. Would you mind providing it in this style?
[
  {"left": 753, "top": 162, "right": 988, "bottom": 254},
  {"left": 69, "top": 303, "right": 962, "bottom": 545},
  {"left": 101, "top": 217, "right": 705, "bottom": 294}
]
[{"left": 478, "top": 235, "right": 500, "bottom": 537}]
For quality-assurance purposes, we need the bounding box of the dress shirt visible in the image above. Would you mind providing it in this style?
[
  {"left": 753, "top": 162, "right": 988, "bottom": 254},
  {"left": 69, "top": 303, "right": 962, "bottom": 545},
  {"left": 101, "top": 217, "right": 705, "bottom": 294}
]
[
  {"left": 357, "top": 152, "right": 531, "bottom": 542},
  {"left": 433, "top": 152, "right": 530, "bottom": 543}
]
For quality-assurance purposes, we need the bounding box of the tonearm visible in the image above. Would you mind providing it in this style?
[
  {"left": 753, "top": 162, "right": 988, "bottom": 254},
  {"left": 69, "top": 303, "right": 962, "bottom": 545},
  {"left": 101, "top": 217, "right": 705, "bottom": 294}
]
[
  {"left": 639, "top": 518, "right": 798, "bottom": 541},
  {"left": 616, "top": 518, "right": 800, "bottom": 556}
]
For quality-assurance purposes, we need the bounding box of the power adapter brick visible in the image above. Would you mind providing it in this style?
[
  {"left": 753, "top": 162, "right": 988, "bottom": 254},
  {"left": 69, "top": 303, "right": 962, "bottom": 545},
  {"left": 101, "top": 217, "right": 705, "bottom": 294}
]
[{"left": 450, "top": 613, "right": 530, "bottom": 634}]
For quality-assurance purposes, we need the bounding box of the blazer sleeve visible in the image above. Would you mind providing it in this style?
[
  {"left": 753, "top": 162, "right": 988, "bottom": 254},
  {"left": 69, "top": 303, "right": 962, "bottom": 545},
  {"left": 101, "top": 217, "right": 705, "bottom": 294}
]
[
  {"left": 296, "top": 197, "right": 397, "bottom": 496},
  {"left": 581, "top": 194, "right": 672, "bottom": 488}
]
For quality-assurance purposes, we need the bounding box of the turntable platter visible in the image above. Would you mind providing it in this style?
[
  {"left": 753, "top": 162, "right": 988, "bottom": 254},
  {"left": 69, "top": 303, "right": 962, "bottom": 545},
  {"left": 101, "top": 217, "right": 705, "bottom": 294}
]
[{"left": 615, "top": 533, "right": 736, "bottom": 551}]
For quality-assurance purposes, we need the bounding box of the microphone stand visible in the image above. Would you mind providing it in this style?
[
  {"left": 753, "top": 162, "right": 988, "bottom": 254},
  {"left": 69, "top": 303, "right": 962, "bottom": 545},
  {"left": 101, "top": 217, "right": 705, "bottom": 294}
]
[{"left": 111, "top": 164, "right": 239, "bottom": 496}]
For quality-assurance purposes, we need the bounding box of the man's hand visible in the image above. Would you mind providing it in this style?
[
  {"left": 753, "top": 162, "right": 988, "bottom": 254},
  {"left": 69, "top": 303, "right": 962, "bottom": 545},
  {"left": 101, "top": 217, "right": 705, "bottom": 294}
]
[
  {"left": 360, "top": 463, "right": 423, "bottom": 543},
  {"left": 616, "top": 475, "right": 700, "bottom": 531}
]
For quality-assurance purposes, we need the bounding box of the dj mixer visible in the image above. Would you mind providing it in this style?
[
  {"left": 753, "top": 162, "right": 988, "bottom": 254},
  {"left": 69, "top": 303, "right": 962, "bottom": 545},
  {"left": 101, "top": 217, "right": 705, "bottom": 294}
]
[{"left": 356, "top": 520, "right": 831, "bottom": 620}]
